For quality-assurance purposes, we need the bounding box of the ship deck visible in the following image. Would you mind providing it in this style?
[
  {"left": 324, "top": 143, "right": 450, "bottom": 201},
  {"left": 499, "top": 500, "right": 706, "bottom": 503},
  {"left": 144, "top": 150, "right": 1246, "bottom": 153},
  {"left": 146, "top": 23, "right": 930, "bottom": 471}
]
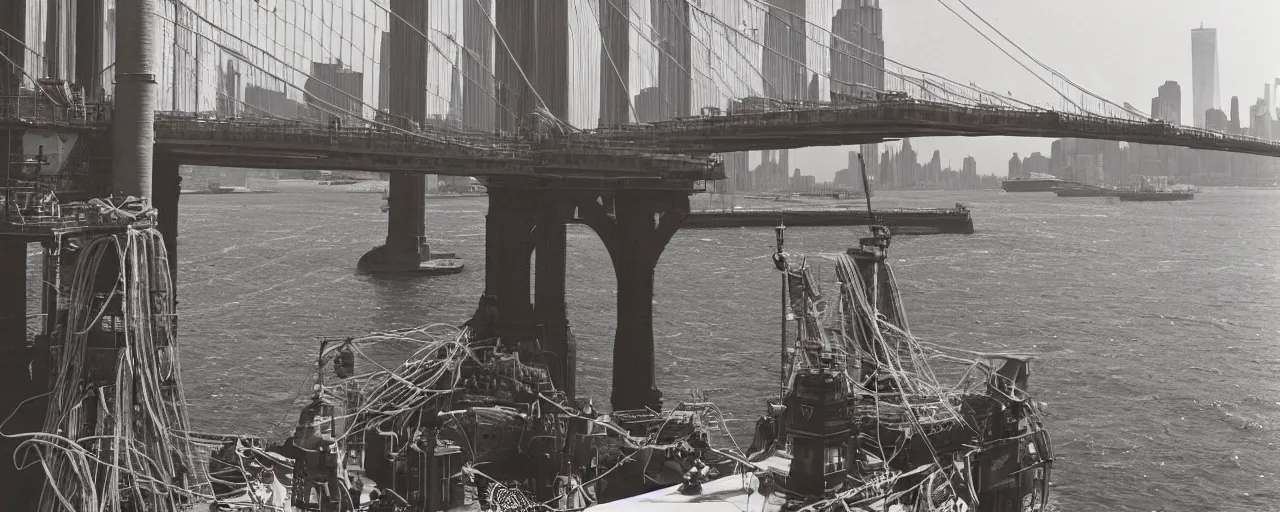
[{"left": 585, "top": 472, "right": 770, "bottom": 512}]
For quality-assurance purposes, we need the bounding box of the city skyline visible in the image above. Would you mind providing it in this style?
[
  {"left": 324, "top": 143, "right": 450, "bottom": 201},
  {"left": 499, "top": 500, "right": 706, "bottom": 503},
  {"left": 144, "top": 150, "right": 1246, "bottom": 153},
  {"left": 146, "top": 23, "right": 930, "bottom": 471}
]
[
  {"left": 6, "top": 0, "right": 1277, "bottom": 181},
  {"left": 790, "top": 0, "right": 1280, "bottom": 181}
]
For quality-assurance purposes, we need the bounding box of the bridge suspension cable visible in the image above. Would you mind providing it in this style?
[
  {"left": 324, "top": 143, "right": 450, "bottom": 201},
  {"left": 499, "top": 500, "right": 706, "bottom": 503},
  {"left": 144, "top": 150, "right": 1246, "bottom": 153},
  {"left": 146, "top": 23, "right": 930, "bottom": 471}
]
[
  {"left": 155, "top": 6, "right": 478, "bottom": 146},
  {"left": 921, "top": 0, "right": 1149, "bottom": 120}
]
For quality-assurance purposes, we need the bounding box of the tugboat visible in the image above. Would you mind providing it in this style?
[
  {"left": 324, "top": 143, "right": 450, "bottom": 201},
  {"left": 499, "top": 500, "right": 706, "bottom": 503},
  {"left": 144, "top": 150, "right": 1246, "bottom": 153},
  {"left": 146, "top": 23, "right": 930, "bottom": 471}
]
[{"left": 589, "top": 155, "right": 1054, "bottom": 511}]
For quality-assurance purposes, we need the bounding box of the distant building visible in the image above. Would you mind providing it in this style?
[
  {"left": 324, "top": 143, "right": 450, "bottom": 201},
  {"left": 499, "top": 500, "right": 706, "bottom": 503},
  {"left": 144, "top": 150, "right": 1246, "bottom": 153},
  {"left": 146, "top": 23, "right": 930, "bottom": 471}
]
[
  {"left": 830, "top": 0, "right": 886, "bottom": 194},
  {"left": 1152, "top": 81, "right": 1181, "bottom": 124},
  {"left": 1191, "top": 26, "right": 1220, "bottom": 128},
  {"left": 725, "top": 152, "right": 751, "bottom": 192},
  {"left": 1008, "top": 153, "right": 1023, "bottom": 179},
  {"left": 1229, "top": 96, "right": 1241, "bottom": 133},
  {"left": 633, "top": 87, "right": 662, "bottom": 123},
  {"left": 304, "top": 60, "right": 364, "bottom": 120},
  {"left": 790, "top": 169, "right": 815, "bottom": 192},
  {"left": 962, "top": 156, "right": 978, "bottom": 180},
  {"left": 1204, "top": 108, "right": 1228, "bottom": 132},
  {"left": 245, "top": 86, "right": 305, "bottom": 118},
  {"left": 216, "top": 60, "right": 241, "bottom": 117},
  {"left": 1022, "top": 152, "right": 1051, "bottom": 176},
  {"left": 1249, "top": 98, "right": 1272, "bottom": 140},
  {"left": 830, "top": 0, "right": 885, "bottom": 97},
  {"left": 834, "top": 167, "right": 854, "bottom": 187}
]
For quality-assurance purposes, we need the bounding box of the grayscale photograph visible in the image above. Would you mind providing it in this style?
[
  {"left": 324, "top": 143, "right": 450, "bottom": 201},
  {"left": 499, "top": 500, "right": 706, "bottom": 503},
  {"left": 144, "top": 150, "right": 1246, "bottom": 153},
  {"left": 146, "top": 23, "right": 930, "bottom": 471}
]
[{"left": 0, "top": 0, "right": 1277, "bottom": 511}]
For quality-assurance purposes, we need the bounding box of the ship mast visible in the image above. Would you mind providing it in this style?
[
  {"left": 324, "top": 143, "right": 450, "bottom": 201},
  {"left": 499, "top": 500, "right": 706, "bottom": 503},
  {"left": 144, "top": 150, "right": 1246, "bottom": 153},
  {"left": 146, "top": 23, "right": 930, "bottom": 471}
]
[
  {"left": 773, "top": 221, "right": 788, "bottom": 400},
  {"left": 857, "top": 153, "right": 885, "bottom": 315}
]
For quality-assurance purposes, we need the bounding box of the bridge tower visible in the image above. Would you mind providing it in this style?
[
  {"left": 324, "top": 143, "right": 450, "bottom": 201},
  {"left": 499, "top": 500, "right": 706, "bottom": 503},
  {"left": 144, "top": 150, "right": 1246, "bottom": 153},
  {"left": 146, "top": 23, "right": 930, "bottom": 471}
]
[
  {"left": 358, "top": 0, "right": 429, "bottom": 273},
  {"left": 469, "top": 1, "right": 691, "bottom": 419}
]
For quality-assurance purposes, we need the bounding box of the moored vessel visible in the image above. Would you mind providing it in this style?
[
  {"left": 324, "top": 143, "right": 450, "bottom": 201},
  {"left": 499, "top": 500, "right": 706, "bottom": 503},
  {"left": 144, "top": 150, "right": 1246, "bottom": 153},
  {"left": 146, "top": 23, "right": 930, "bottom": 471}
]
[
  {"left": 1117, "top": 190, "right": 1194, "bottom": 201},
  {"left": 593, "top": 155, "right": 1055, "bottom": 512},
  {"left": 1053, "top": 183, "right": 1120, "bottom": 197},
  {"left": 1002, "top": 173, "right": 1079, "bottom": 192},
  {"left": 1118, "top": 176, "right": 1196, "bottom": 201}
]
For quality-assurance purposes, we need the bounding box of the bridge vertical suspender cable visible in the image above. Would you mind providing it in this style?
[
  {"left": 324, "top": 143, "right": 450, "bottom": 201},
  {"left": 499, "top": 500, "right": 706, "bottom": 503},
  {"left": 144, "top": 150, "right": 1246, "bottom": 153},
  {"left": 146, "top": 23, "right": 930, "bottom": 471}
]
[
  {"left": 155, "top": 9, "right": 461, "bottom": 144},
  {"left": 588, "top": 0, "right": 641, "bottom": 124}
]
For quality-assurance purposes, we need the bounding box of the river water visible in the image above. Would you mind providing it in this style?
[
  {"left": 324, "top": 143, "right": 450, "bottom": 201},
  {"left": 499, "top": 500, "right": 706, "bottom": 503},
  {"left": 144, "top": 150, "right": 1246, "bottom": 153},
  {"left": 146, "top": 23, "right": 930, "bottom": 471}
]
[{"left": 25, "top": 183, "right": 1280, "bottom": 511}]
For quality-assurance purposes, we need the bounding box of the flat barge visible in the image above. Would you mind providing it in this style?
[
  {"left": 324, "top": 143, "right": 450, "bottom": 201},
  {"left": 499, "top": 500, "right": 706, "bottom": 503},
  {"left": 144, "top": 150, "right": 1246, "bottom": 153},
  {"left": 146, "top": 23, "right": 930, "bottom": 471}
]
[
  {"left": 682, "top": 204, "right": 975, "bottom": 234},
  {"left": 1054, "top": 184, "right": 1121, "bottom": 197},
  {"left": 1118, "top": 190, "right": 1195, "bottom": 201}
]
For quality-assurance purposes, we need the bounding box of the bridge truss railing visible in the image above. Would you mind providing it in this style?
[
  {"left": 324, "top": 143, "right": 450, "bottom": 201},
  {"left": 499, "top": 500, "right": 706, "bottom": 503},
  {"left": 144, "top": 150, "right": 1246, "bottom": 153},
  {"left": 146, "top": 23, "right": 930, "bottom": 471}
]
[
  {"left": 152, "top": 118, "right": 528, "bottom": 160},
  {"left": 568, "top": 97, "right": 1280, "bottom": 156},
  {"left": 0, "top": 95, "right": 112, "bottom": 128}
]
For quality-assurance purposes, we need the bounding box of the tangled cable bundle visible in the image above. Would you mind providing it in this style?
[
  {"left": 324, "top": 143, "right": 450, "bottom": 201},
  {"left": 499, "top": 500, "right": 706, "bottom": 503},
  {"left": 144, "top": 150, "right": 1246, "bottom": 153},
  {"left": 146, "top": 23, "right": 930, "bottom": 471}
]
[
  {"left": 8, "top": 227, "right": 206, "bottom": 512},
  {"left": 313, "top": 324, "right": 477, "bottom": 444}
]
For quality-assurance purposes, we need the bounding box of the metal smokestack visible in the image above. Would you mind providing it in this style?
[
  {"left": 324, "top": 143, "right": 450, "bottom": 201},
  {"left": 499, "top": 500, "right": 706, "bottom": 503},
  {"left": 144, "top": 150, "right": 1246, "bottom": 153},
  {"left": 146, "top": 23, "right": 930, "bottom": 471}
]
[{"left": 112, "top": 0, "right": 158, "bottom": 202}]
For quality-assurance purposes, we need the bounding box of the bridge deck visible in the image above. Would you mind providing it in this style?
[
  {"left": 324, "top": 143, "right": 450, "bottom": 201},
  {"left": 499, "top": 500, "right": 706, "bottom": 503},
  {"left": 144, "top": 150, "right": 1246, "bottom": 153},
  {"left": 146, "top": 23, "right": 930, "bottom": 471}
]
[
  {"left": 6, "top": 96, "right": 1280, "bottom": 178},
  {"left": 575, "top": 99, "right": 1280, "bottom": 158}
]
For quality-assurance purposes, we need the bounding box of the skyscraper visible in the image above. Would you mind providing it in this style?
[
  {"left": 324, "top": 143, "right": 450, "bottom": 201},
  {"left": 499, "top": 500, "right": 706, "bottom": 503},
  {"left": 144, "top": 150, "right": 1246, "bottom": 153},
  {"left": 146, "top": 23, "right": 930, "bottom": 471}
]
[
  {"left": 304, "top": 60, "right": 364, "bottom": 120},
  {"left": 1153, "top": 80, "right": 1181, "bottom": 125},
  {"left": 830, "top": 0, "right": 885, "bottom": 188},
  {"left": 830, "top": 0, "right": 884, "bottom": 100},
  {"left": 1190, "top": 26, "right": 1220, "bottom": 128},
  {"left": 1229, "top": 96, "right": 1241, "bottom": 134}
]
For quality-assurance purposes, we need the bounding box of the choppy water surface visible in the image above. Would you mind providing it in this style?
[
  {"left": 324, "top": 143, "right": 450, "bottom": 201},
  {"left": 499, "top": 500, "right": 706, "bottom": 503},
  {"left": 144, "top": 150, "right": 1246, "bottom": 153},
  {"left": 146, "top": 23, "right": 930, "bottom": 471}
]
[{"left": 31, "top": 184, "right": 1280, "bottom": 511}]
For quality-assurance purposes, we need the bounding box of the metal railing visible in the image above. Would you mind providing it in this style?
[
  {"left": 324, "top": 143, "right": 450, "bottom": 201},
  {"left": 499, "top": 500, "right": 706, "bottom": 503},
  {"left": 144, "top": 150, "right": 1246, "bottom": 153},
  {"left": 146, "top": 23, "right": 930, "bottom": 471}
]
[{"left": 693, "top": 205, "right": 971, "bottom": 215}]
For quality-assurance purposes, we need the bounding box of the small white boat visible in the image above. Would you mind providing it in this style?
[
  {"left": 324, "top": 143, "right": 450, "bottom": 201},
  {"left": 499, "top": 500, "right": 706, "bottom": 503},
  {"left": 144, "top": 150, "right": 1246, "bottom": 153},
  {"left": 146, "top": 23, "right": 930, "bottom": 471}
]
[{"left": 417, "top": 258, "right": 465, "bottom": 276}]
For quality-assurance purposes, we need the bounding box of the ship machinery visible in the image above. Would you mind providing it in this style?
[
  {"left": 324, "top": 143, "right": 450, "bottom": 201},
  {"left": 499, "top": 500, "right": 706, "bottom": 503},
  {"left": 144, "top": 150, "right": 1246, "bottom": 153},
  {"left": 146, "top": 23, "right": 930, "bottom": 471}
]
[{"left": 3, "top": 152, "right": 1052, "bottom": 512}]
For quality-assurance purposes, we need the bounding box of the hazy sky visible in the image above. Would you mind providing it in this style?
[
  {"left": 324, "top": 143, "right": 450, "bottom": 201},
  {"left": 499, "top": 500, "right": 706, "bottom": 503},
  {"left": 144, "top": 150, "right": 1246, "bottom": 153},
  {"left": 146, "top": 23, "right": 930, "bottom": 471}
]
[{"left": 791, "top": 0, "right": 1280, "bottom": 180}]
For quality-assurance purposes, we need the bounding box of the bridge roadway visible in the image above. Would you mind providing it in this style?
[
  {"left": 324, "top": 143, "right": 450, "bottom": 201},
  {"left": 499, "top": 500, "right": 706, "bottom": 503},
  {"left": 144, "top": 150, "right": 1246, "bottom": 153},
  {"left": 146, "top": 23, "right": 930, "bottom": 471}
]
[
  {"left": 571, "top": 98, "right": 1280, "bottom": 159},
  {"left": 1, "top": 100, "right": 721, "bottom": 181},
  {"left": 9, "top": 97, "right": 1280, "bottom": 177}
]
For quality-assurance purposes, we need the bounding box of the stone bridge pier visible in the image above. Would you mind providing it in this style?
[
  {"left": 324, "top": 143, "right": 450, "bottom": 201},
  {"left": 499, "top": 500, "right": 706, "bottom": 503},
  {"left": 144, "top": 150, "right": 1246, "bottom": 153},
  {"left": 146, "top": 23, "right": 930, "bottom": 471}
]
[
  {"left": 469, "top": 179, "right": 690, "bottom": 412},
  {"left": 358, "top": 172, "right": 426, "bottom": 272},
  {"left": 359, "top": 0, "right": 429, "bottom": 273}
]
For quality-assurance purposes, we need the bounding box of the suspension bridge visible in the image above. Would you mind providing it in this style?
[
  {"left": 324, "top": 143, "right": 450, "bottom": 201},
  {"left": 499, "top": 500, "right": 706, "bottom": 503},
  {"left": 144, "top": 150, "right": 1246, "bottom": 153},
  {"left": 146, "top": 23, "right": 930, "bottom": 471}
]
[
  {"left": 3, "top": 1, "right": 1280, "bottom": 174},
  {"left": 3, "top": 3, "right": 1279, "bottom": 508}
]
